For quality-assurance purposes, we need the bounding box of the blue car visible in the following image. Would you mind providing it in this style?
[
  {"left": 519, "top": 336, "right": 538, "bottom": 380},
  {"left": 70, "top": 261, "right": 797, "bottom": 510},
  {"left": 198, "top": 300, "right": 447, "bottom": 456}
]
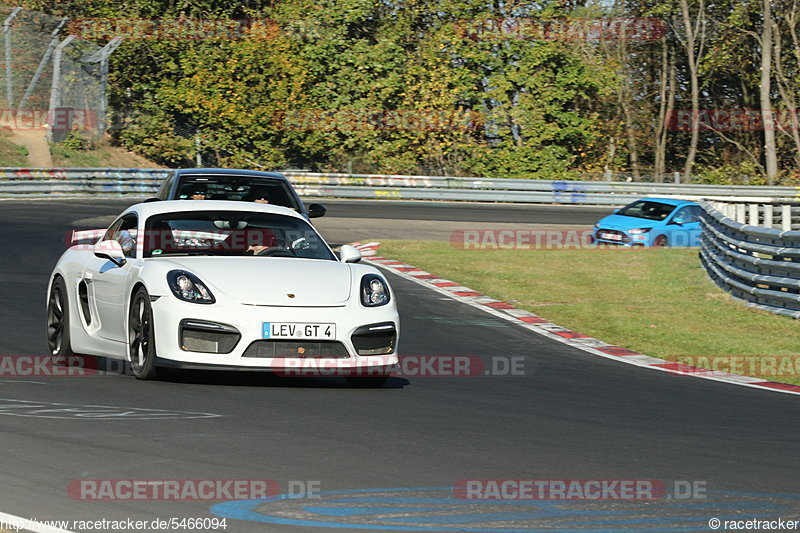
[{"left": 592, "top": 198, "right": 702, "bottom": 247}]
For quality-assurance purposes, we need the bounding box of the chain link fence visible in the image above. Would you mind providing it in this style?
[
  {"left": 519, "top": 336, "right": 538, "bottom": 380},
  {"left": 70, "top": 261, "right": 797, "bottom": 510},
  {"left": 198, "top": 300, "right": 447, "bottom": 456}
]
[{"left": 0, "top": 7, "right": 120, "bottom": 142}]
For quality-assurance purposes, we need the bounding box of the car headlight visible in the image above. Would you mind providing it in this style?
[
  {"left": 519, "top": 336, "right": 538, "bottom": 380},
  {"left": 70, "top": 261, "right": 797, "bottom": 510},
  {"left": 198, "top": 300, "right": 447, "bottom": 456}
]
[
  {"left": 628, "top": 228, "right": 652, "bottom": 234},
  {"left": 167, "top": 270, "right": 215, "bottom": 304},
  {"left": 361, "top": 274, "right": 390, "bottom": 307}
]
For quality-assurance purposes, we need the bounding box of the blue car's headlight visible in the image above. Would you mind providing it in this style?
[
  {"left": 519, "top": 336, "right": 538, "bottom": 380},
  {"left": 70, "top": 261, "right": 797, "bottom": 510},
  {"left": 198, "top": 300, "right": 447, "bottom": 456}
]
[
  {"left": 629, "top": 228, "right": 652, "bottom": 234},
  {"left": 361, "top": 274, "right": 390, "bottom": 307},
  {"left": 167, "top": 270, "right": 215, "bottom": 304}
]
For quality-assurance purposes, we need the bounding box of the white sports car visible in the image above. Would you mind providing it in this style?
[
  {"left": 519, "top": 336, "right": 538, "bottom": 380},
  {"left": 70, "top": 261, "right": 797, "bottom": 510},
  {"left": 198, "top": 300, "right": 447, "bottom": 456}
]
[{"left": 47, "top": 200, "right": 399, "bottom": 386}]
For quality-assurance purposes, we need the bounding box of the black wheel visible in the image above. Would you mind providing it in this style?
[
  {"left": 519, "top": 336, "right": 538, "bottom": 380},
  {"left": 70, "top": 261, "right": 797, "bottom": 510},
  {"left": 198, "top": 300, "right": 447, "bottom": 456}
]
[
  {"left": 346, "top": 376, "right": 390, "bottom": 388},
  {"left": 47, "top": 277, "right": 74, "bottom": 362},
  {"left": 653, "top": 235, "right": 668, "bottom": 247},
  {"left": 128, "top": 287, "right": 159, "bottom": 380}
]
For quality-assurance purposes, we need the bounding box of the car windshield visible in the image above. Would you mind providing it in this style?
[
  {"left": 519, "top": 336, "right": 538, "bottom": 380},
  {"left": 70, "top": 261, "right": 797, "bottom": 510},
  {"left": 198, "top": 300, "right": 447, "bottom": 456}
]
[
  {"left": 175, "top": 175, "right": 301, "bottom": 211},
  {"left": 141, "top": 211, "right": 335, "bottom": 260},
  {"left": 617, "top": 200, "right": 676, "bottom": 221}
]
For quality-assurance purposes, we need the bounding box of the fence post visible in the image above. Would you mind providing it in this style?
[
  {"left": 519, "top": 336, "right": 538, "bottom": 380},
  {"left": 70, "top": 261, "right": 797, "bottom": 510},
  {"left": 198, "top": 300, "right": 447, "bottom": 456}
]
[
  {"left": 3, "top": 7, "right": 23, "bottom": 110},
  {"left": 764, "top": 204, "right": 773, "bottom": 228},
  {"left": 748, "top": 204, "right": 759, "bottom": 226},
  {"left": 47, "top": 34, "right": 75, "bottom": 143},
  {"left": 735, "top": 203, "right": 746, "bottom": 224},
  {"left": 82, "top": 36, "right": 123, "bottom": 138},
  {"left": 782, "top": 204, "right": 791, "bottom": 231}
]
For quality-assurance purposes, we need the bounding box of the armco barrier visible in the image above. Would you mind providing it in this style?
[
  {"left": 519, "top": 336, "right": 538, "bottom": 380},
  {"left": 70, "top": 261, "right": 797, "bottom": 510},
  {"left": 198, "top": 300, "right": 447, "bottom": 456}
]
[
  {"left": 281, "top": 171, "right": 799, "bottom": 205},
  {"left": 699, "top": 200, "right": 800, "bottom": 318},
  {"left": 1, "top": 168, "right": 799, "bottom": 205},
  {"left": 0, "top": 168, "right": 170, "bottom": 198}
]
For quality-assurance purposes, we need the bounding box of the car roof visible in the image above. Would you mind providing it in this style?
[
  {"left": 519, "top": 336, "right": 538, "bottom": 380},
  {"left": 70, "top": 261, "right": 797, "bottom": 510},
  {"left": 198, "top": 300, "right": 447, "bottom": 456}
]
[
  {"left": 173, "top": 168, "right": 289, "bottom": 182},
  {"left": 633, "top": 197, "right": 698, "bottom": 207},
  {"left": 125, "top": 200, "right": 307, "bottom": 221}
]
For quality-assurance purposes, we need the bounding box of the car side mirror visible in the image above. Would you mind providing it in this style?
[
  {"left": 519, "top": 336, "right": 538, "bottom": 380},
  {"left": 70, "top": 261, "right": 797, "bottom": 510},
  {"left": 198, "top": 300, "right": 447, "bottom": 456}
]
[
  {"left": 339, "top": 245, "right": 362, "bottom": 263},
  {"left": 308, "top": 203, "right": 327, "bottom": 218},
  {"left": 94, "top": 240, "right": 126, "bottom": 267},
  {"left": 672, "top": 216, "right": 686, "bottom": 225}
]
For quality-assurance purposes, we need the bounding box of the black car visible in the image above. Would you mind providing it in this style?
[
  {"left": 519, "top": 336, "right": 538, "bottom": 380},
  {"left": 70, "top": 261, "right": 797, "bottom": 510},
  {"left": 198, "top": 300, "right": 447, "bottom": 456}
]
[{"left": 154, "top": 168, "right": 326, "bottom": 220}]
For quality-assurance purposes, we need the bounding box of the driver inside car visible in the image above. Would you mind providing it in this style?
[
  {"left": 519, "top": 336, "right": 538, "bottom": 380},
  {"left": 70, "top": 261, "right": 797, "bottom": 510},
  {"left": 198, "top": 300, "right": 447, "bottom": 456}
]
[
  {"left": 244, "top": 228, "right": 279, "bottom": 255},
  {"left": 190, "top": 184, "right": 207, "bottom": 200}
]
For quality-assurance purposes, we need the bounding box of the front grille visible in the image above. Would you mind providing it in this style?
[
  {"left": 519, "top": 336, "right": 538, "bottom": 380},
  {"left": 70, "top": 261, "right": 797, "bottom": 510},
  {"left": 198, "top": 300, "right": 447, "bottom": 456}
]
[
  {"left": 242, "top": 340, "right": 350, "bottom": 358},
  {"left": 180, "top": 320, "right": 240, "bottom": 354},
  {"left": 351, "top": 322, "right": 396, "bottom": 355},
  {"left": 596, "top": 229, "right": 630, "bottom": 243}
]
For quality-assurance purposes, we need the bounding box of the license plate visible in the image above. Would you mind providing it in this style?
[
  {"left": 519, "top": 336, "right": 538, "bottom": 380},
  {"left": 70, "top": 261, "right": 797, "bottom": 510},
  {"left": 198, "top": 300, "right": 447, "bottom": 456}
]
[
  {"left": 599, "top": 232, "right": 622, "bottom": 241},
  {"left": 262, "top": 322, "right": 336, "bottom": 339}
]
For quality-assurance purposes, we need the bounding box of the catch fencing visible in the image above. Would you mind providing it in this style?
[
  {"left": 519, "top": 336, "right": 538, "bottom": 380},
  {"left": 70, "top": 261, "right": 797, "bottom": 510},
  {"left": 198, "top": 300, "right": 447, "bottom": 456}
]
[{"left": 0, "top": 7, "right": 122, "bottom": 141}]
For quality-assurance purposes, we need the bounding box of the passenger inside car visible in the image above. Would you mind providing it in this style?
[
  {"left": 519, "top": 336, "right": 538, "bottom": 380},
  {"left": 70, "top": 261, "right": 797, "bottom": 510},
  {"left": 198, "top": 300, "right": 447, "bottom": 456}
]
[
  {"left": 244, "top": 185, "right": 271, "bottom": 204},
  {"left": 188, "top": 184, "right": 207, "bottom": 200}
]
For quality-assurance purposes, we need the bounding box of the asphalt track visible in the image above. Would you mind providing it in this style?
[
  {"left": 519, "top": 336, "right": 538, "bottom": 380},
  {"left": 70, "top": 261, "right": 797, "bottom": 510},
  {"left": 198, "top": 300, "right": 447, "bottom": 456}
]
[
  {"left": 315, "top": 199, "right": 610, "bottom": 223},
  {"left": 0, "top": 198, "right": 799, "bottom": 532}
]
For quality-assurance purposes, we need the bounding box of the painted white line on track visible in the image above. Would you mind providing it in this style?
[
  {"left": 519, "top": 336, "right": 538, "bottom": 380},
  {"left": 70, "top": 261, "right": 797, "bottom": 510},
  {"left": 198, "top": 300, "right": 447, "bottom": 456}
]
[{"left": 352, "top": 241, "right": 800, "bottom": 398}]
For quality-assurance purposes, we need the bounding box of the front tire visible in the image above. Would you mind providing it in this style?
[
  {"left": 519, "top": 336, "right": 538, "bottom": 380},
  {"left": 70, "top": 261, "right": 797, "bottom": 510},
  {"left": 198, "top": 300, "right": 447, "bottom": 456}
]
[
  {"left": 129, "top": 287, "right": 159, "bottom": 380},
  {"left": 47, "top": 277, "right": 74, "bottom": 362},
  {"left": 653, "top": 235, "right": 668, "bottom": 247}
]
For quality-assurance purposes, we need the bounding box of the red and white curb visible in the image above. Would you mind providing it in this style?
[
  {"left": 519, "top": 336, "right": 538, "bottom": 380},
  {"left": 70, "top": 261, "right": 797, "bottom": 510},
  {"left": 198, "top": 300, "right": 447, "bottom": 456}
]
[{"left": 352, "top": 241, "right": 800, "bottom": 397}]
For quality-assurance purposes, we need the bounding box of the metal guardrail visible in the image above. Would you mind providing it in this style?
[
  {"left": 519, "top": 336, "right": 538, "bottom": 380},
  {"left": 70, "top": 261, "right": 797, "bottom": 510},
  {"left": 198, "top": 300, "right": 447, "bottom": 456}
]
[
  {"left": 282, "top": 171, "right": 800, "bottom": 205},
  {"left": 0, "top": 168, "right": 170, "bottom": 197},
  {"left": 1, "top": 168, "right": 799, "bottom": 205},
  {"left": 699, "top": 200, "right": 800, "bottom": 318}
]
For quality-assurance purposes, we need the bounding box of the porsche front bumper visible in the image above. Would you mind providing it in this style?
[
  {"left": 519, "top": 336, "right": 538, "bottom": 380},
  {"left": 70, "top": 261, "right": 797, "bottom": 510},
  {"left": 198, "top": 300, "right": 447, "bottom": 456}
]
[{"left": 149, "top": 296, "right": 399, "bottom": 374}]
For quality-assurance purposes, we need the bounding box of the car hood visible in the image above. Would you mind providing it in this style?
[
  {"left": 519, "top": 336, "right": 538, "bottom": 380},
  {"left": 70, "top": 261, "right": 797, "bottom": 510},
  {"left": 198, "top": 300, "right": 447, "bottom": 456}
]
[
  {"left": 596, "top": 214, "right": 658, "bottom": 231},
  {"left": 160, "top": 257, "right": 352, "bottom": 306}
]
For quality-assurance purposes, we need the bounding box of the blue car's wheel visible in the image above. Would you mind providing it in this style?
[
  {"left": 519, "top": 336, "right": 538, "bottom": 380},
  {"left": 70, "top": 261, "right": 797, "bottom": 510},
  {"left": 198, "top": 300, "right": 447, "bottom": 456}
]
[{"left": 653, "top": 235, "right": 668, "bottom": 247}]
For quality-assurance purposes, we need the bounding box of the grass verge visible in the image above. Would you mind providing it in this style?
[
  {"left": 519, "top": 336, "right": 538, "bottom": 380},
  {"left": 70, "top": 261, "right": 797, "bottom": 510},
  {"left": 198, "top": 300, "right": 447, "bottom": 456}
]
[
  {"left": 0, "top": 130, "right": 30, "bottom": 166},
  {"left": 379, "top": 240, "right": 800, "bottom": 386},
  {"left": 50, "top": 143, "right": 160, "bottom": 168}
]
